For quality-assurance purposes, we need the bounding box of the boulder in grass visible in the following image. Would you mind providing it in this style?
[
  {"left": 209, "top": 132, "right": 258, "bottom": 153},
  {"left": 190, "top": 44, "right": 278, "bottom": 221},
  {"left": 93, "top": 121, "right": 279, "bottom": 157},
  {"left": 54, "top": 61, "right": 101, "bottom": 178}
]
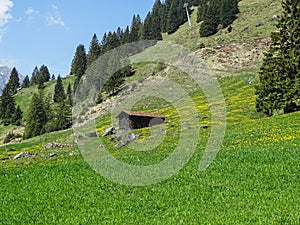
[
  {"left": 49, "top": 153, "right": 57, "bottom": 158},
  {"left": 102, "top": 127, "right": 116, "bottom": 137},
  {"left": 13, "top": 152, "right": 32, "bottom": 160},
  {"left": 256, "top": 22, "right": 263, "bottom": 27},
  {"left": 86, "top": 132, "right": 97, "bottom": 138}
]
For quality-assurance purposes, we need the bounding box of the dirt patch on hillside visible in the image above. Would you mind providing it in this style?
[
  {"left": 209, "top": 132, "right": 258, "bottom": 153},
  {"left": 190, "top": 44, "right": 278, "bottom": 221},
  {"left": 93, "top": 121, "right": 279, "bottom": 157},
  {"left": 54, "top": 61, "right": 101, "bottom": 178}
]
[{"left": 195, "top": 37, "right": 271, "bottom": 74}]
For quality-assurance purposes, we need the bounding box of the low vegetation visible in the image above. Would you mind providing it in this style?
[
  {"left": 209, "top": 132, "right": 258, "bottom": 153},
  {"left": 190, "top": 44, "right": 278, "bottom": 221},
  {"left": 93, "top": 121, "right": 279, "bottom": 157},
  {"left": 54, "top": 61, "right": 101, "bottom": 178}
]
[{"left": 0, "top": 0, "right": 299, "bottom": 224}]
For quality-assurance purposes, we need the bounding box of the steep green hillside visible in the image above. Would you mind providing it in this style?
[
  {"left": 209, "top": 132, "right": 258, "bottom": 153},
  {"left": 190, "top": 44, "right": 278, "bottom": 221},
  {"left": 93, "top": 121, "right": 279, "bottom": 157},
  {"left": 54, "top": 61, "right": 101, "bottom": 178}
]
[
  {"left": 0, "top": 76, "right": 75, "bottom": 143},
  {"left": 1, "top": 0, "right": 300, "bottom": 224},
  {"left": 1, "top": 71, "right": 300, "bottom": 224},
  {"left": 163, "top": 0, "right": 282, "bottom": 74},
  {"left": 164, "top": 0, "right": 282, "bottom": 49}
]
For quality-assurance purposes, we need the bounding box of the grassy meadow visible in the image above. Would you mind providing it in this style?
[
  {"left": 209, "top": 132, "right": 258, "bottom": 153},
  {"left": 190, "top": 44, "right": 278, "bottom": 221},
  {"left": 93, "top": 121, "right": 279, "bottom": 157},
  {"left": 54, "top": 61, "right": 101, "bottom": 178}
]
[
  {"left": 1, "top": 69, "right": 300, "bottom": 224},
  {"left": 1, "top": 0, "right": 300, "bottom": 224}
]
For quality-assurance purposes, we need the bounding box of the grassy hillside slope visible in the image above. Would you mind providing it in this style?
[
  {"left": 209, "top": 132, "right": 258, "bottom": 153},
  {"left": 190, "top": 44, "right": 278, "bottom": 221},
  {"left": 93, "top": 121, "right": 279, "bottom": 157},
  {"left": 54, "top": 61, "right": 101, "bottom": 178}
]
[
  {"left": 1, "top": 0, "right": 300, "bottom": 224},
  {"left": 1, "top": 72, "right": 300, "bottom": 224},
  {"left": 164, "top": 0, "right": 282, "bottom": 74}
]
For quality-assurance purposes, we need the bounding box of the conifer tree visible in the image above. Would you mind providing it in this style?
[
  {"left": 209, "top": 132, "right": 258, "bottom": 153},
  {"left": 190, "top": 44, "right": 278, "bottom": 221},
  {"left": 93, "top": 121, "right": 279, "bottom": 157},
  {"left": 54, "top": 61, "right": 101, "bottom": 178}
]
[
  {"left": 23, "top": 93, "right": 47, "bottom": 139},
  {"left": 87, "top": 34, "right": 102, "bottom": 67},
  {"left": 67, "top": 82, "right": 73, "bottom": 106},
  {"left": 161, "top": 0, "right": 172, "bottom": 32},
  {"left": 21, "top": 75, "right": 30, "bottom": 88},
  {"left": 71, "top": 44, "right": 87, "bottom": 91},
  {"left": 53, "top": 75, "right": 66, "bottom": 103},
  {"left": 166, "top": 0, "right": 180, "bottom": 34},
  {"left": 39, "top": 65, "right": 51, "bottom": 83},
  {"left": 121, "top": 26, "right": 131, "bottom": 44},
  {"left": 255, "top": 0, "right": 300, "bottom": 115},
  {"left": 53, "top": 101, "right": 72, "bottom": 130},
  {"left": 197, "top": 0, "right": 209, "bottom": 23},
  {"left": 142, "top": 12, "right": 154, "bottom": 40},
  {"left": 199, "top": 0, "right": 220, "bottom": 37},
  {"left": 103, "top": 69, "right": 125, "bottom": 96},
  {"left": 71, "top": 44, "right": 87, "bottom": 77},
  {"left": 105, "top": 32, "right": 121, "bottom": 51},
  {"left": 11, "top": 105, "right": 23, "bottom": 126},
  {"left": 130, "top": 14, "right": 142, "bottom": 42},
  {"left": 0, "top": 85, "right": 16, "bottom": 124},
  {"left": 7, "top": 67, "right": 20, "bottom": 94},
  {"left": 30, "top": 66, "right": 39, "bottom": 86}
]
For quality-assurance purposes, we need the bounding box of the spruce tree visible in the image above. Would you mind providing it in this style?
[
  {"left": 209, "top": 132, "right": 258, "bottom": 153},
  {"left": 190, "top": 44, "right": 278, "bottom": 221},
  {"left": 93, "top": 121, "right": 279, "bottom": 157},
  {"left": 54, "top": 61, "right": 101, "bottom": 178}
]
[
  {"left": 255, "top": 0, "right": 300, "bottom": 115},
  {"left": 71, "top": 44, "right": 87, "bottom": 77},
  {"left": 30, "top": 66, "right": 39, "bottom": 86},
  {"left": 7, "top": 67, "right": 20, "bottom": 94},
  {"left": 105, "top": 32, "right": 121, "bottom": 51},
  {"left": 53, "top": 75, "right": 66, "bottom": 103},
  {"left": 23, "top": 93, "right": 47, "bottom": 139},
  {"left": 0, "top": 85, "right": 16, "bottom": 124},
  {"left": 130, "top": 15, "right": 142, "bottom": 42},
  {"left": 67, "top": 82, "right": 73, "bottom": 106},
  {"left": 142, "top": 12, "right": 154, "bottom": 40},
  {"left": 121, "top": 26, "right": 131, "bottom": 44},
  {"left": 166, "top": 0, "right": 180, "bottom": 34},
  {"left": 21, "top": 75, "right": 30, "bottom": 88},
  {"left": 197, "top": 0, "right": 209, "bottom": 23},
  {"left": 199, "top": 0, "right": 220, "bottom": 37},
  {"left": 39, "top": 65, "right": 51, "bottom": 83},
  {"left": 87, "top": 34, "right": 102, "bottom": 67},
  {"left": 11, "top": 105, "right": 22, "bottom": 126},
  {"left": 161, "top": 0, "right": 173, "bottom": 32},
  {"left": 53, "top": 101, "right": 72, "bottom": 130}
]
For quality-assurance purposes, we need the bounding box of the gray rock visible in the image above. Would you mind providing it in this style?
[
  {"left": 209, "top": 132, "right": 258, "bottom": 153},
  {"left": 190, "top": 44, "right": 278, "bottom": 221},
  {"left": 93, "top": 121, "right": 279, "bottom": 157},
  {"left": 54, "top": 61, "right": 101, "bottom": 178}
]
[
  {"left": 13, "top": 152, "right": 32, "bottom": 160},
  {"left": 272, "top": 15, "right": 278, "bottom": 21},
  {"left": 256, "top": 22, "right": 263, "bottom": 27},
  {"left": 49, "top": 153, "right": 57, "bottom": 158},
  {"left": 43, "top": 143, "right": 65, "bottom": 149},
  {"left": 114, "top": 132, "right": 136, "bottom": 148},
  {"left": 86, "top": 132, "right": 97, "bottom": 137},
  {"left": 102, "top": 127, "right": 116, "bottom": 137},
  {"left": 75, "top": 134, "right": 84, "bottom": 139}
]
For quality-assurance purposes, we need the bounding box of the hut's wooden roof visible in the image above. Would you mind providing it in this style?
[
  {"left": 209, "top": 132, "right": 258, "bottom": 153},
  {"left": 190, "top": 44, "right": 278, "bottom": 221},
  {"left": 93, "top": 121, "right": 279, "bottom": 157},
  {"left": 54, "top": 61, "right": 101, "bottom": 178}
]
[{"left": 117, "top": 110, "right": 166, "bottom": 119}]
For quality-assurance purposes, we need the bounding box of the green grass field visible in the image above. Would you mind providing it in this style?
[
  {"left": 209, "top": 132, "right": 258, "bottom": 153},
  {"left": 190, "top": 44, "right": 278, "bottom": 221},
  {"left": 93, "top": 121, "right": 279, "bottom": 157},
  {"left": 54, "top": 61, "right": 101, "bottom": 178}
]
[
  {"left": 1, "top": 70, "right": 299, "bottom": 224},
  {"left": 1, "top": 0, "right": 299, "bottom": 224}
]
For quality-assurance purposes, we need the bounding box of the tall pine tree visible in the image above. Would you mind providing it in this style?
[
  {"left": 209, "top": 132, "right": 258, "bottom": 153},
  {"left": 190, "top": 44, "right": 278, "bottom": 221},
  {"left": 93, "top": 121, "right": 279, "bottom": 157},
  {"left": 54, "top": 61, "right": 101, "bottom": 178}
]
[
  {"left": 130, "top": 15, "right": 142, "bottom": 42},
  {"left": 87, "top": 34, "right": 102, "bottom": 67},
  {"left": 71, "top": 44, "right": 87, "bottom": 91},
  {"left": 255, "top": 0, "right": 300, "bottom": 115},
  {"left": 53, "top": 75, "right": 66, "bottom": 103},
  {"left": 0, "top": 84, "right": 16, "bottom": 125},
  {"left": 23, "top": 93, "right": 47, "bottom": 139},
  {"left": 71, "top": 44, "right": 87, "bottom": 77},
  {"left": 21, "top": 75, "right": 30, "bottom": 88},
  {"left": 30, "top": 66, "right": 39, "bottom": 86},
  {"left": 7, "top": 67, "right": 20, "bottom": 94}
]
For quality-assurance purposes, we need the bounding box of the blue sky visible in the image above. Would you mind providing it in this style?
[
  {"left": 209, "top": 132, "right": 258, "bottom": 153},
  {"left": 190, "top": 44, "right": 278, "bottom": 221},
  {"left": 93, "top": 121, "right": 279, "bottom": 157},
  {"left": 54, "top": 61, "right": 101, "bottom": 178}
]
[{"left": 0, "top": 0, "right": 156, "bottom": 77}]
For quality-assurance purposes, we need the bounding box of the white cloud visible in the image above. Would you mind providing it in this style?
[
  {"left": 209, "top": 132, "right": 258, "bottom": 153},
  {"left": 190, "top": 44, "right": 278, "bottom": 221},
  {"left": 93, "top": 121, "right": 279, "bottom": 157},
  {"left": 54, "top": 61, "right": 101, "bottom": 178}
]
[
  {"left": 0, "top": 0, "right": 13, "bottom": 41},
  {"left": 0, "top": 57, "right": 17, "bottom": 68},
  {"left": 25, "top": 6, "right": 39, "bottom": 16},
  {"left": 46, "top": 15, "right": 65, "bottom": 27},
  {"left": 0, "top": 0, "right": 13, "bottom": 27},
  {"left": 46, "top": 4, "right": 65, "bottom": 27}
]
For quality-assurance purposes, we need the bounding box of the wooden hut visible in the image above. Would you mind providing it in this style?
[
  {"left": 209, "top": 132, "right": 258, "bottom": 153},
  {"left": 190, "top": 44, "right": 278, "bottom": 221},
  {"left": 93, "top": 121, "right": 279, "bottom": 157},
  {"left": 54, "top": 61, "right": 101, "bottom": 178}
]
[{"left": 116, "top": 110, "right": 166, "bottom": 130}]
